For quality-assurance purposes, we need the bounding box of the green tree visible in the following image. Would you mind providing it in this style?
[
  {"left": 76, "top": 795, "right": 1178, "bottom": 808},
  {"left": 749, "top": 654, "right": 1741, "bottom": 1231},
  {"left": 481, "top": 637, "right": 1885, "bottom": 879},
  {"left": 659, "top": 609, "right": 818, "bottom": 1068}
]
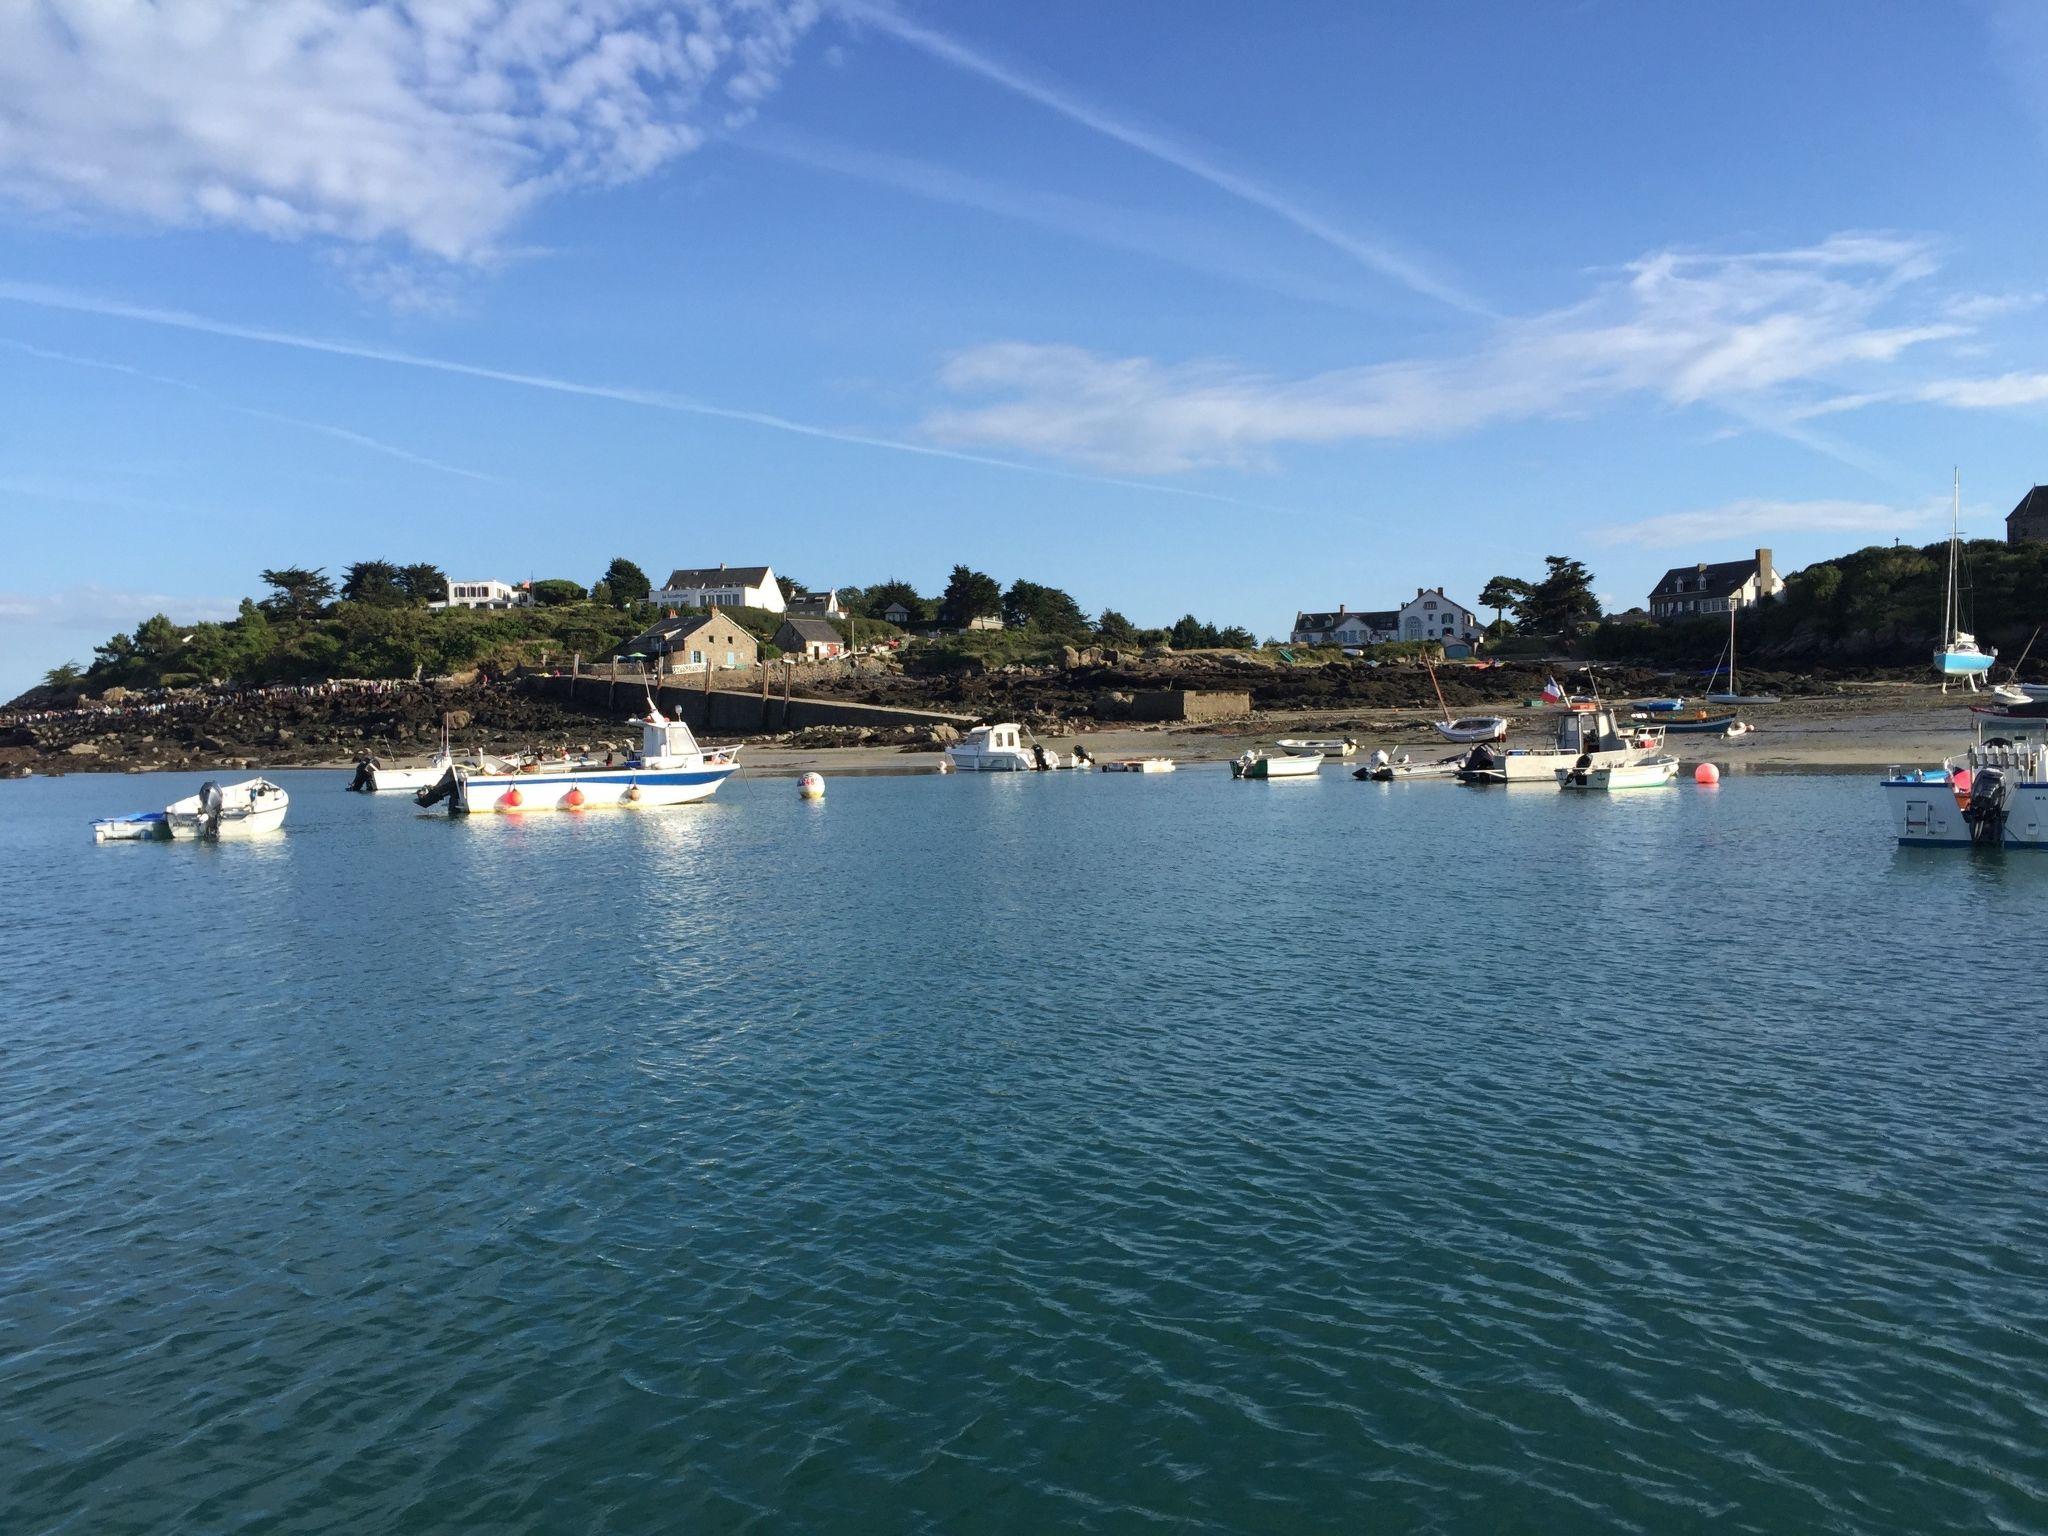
[
  {"left": 1168, "top": 614, "right": 1222, "bottom": 649},
  {"left": 397, "top": 563, "right": 448, "bottom": 604},
  {"left": 1217, "top": 625, "right": 1256, "bottom": 649},
  {"left": 259, "top": 566, "right": 335, "bottom": 620},
  {"left": 1519, "top": 557, "right": 1601, "bottom": 636},
  {"left": 860, "top": 578, "right": 925, "bottom": 620},
  {"left": 1002, "top": 579, "right": 1090, "bottom": 633},
  {"left": 43, "top": 660, "right": 84, "bottom": 688},
  {"left": 603, "top": 557, "right": 651, "bottom": 606},
  {"left": 1094, "top": 608, "right": 1138, "bottom": 646},
  {"left": 938, "top": 565, "right": 1002, "bottom": 627},
  {"left": 589, "top": 579, "right": 615, "bottom": 608},
  {"left": 529, "top": 578, "right": 588, "bottom": 607},
  {"left": 1478, "top": 575, "right": 1532, "bottom": 628},
  {"left": 341, "top": 560, "right": 406, "bottom": 606}
]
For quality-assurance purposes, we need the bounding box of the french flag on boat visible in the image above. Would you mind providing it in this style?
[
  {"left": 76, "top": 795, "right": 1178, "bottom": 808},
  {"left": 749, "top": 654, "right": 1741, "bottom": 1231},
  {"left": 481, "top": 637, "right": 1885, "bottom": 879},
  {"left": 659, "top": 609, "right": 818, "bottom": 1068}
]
[{"left": 1542, "top": 676, "right": 1565, "bottom": 703}]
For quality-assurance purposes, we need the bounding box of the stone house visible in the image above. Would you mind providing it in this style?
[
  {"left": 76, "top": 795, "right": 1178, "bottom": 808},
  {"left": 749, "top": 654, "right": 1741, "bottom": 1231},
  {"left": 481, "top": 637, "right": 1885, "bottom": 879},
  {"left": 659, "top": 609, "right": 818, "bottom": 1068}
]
[
  {"left": 2008, "top": 487, "right": 2048, "bottom": 545},
  {"left": 623, "top": 609, "right": 759, "bottom": 674},
  {"left": 1647, "top": 548, "right": 1783, "bottom": 620},
  {"left": 773, "top": 616, "right": 845, "bottom": 660}
]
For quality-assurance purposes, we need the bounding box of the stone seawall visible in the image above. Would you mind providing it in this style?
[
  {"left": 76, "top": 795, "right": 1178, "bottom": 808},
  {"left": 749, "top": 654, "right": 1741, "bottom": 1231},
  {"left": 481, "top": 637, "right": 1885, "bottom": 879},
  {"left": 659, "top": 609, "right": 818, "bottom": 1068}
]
[{"left": 526, "top": 675, "right": 977, "bottom": 734}]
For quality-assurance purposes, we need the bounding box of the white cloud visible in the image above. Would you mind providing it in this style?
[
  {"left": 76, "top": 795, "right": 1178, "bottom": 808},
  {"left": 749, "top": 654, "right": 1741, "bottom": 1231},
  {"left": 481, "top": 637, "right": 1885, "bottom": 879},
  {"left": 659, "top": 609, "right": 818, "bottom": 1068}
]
[
  {"left": 0, "top": 0, "right": 821, "bottom": 263},
  {"left": 1593, "top": 498, "right": 1940, "bottom": 550},
  {"left": 921, "top": 235, "right": 1964, "bottom": 472},
  {"left": 0, "top": 585, "right": 239, "bottom": 630}
]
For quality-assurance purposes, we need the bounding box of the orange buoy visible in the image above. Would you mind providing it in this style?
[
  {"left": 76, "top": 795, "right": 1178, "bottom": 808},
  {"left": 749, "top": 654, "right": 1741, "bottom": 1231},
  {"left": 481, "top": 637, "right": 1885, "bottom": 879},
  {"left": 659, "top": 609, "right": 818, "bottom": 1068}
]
[
  {"left": 564, "top": 787, "right": 585, "bottom": 808},
  {"left": 1693, "top": 762, "right": 1720, "bottom": 786},
  {"left": 500, "top": 787, "right": 523, "bottom": 809}
]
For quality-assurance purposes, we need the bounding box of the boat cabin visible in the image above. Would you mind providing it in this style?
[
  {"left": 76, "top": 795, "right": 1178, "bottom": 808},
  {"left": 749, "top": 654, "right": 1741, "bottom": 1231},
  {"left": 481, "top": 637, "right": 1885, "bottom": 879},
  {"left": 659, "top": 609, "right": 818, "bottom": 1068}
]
[
  {"left": 637, "top": 710, "right": 704, "bottom": 767},
  {"left": 1554, "top": 709, "right": 1633, "bottom": 754}
]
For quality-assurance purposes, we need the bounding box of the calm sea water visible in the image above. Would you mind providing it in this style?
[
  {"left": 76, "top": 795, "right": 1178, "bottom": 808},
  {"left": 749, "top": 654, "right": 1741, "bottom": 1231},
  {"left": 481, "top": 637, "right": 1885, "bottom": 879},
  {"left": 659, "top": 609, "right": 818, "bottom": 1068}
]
[{"left": 3, "top": 765, "right": 2046, "bottom": 1534}]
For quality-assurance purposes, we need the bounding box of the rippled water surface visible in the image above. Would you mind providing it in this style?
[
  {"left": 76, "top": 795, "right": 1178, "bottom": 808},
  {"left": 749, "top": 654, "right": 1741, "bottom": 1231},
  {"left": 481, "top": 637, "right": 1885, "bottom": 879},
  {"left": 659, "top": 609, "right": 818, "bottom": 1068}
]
[{"left": 4, "top": 766, "right": 2047, "bottom": 1534}]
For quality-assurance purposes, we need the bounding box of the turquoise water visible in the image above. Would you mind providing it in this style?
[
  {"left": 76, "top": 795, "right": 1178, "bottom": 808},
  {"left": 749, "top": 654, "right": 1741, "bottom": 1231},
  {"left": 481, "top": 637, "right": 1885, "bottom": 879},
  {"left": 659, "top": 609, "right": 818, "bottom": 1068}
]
[{"left": 4, "top": 766, "right": 2046, "bottom": 1534}]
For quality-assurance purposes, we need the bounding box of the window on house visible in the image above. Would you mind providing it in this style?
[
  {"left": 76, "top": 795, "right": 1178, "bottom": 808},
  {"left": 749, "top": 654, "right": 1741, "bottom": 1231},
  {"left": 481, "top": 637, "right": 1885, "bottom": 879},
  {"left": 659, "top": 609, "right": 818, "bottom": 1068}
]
[{"left": 690, "top": 649, "right": 704, "bottom": 665}]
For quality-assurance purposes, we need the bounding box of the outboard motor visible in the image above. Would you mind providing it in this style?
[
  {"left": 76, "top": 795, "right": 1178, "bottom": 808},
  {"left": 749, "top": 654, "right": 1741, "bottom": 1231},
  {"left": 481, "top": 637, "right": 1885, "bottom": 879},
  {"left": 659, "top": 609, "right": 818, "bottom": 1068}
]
[
  {"left": 347, "top": 757, "right": 378, "bottom": 793},
  {"left": 1072, "top": 744, "right": 1093, "bottom": 767},
  {"left": 414, "top": 765, "right": 469, "bottom": 814},
  {"left": 196, "top": 781, "right": 225, "bottom": 838},
  {"left": 1032, "top": 743, "right": 1051, "bottom": 771},
  {"left": 1963, "top": 768, "right": 2010, "bottom": 847}
]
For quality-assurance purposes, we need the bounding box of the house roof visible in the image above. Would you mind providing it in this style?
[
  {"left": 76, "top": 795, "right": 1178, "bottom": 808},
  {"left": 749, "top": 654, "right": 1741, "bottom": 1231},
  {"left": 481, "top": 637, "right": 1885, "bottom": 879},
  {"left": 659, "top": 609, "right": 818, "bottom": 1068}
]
[
  {"left": 1649, "top": 559, "right": 1760, "bottom": 602},
  {"left": 776, "top": 616, "right": 842, "bottom": 644},
  {"left": 660, "top": 565, "right": 773, "bottom": 590},
  {"left": 1401, "top": 588, "right": 1474, "bottom": 613},
  {"left": 880, "top": 600, "right": 913, "bottom": 614},
  {"left": 1293, "top": 609, "right": 1398, "bottom": 632},
  {"left": 624, "top": 613, "right": 731, "bottom": 652},
  {"left": 2010, "top": 486, "right": 2048, "bottom": 523}
]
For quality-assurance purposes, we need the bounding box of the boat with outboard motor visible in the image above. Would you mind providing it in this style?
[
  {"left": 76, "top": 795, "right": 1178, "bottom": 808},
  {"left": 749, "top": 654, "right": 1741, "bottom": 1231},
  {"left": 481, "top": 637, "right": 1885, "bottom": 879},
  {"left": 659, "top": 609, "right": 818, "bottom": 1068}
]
[
  {"left": 1355, "top": 748, "right": 1465, "bottom": 781},
  {"left": 1883, "top": 725, "right": 2048, "bottom": 847},
  {"left": 1556, "top": 756, "right": 1680, "bottom": 791},
  {"left": 1634, "top": 709, "right": 1750, "bottom": 737},
  {"left": 1456, "top": 708, "right": 1664, "bottom": 785},
  {"left": 1233, "top": 749, "right": 1322, "bottom": 779},
  {"left": 415, "top": 703, "right": 737, "bottom": 814},
  {"left": 165, "top": 778, "right": 290, "bottom": 838},
  {"left": 1100, "top": 757, "right": 1177, "bottom": 773}
]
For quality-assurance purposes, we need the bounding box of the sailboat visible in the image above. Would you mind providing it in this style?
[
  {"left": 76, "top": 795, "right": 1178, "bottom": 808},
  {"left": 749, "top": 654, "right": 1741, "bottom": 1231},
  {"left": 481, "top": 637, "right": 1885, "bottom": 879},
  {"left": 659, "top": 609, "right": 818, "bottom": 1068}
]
[
  {"left": 1423, "top": 655, "right": 1507, "bottom": 743},
  {"left": 1935, "top": 470, "right": 1997, "bottom": 691},
  {"left": 1706, "top": 602, "right": 1779, "bottom": 705}
]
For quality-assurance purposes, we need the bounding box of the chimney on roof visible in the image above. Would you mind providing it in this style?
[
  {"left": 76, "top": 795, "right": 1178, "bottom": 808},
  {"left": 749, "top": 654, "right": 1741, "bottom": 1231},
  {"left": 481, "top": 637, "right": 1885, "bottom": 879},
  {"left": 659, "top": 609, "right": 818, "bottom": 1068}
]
[
  {"left": 1755, "top": 547, "right": 1774, "bottom": 592},
  {"left": 1338, "top": 603, "right": 1347, "bottom": 614}
]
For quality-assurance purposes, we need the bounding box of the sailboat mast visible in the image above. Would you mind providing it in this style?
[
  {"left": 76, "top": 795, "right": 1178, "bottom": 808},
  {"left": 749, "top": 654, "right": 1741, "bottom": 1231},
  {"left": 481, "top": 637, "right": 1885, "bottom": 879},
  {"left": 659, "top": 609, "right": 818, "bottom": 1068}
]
[
  {"left": 1945, "top": 468, "right": 1959, "bottom": 645},
  {"left": 1728, "top": 602, "right": 1737, "bottom": 694}
]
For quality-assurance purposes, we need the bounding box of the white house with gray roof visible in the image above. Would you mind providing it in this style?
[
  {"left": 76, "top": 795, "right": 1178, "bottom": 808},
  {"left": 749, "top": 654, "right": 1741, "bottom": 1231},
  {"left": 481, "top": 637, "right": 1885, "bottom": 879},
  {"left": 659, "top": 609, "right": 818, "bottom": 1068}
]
[{"left": 653, "top": 564, "right": 784, "bottom": 613}]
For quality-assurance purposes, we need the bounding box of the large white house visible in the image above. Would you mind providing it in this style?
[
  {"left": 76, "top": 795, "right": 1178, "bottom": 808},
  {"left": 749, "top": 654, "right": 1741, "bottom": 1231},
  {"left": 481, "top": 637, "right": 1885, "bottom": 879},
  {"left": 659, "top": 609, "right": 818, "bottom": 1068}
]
[
  {"left": 1397, "top": 588, "right": 1481, "bottom": 644},
  {"left": 434, "top": 579, "right": 531, "bottom": 610},
  {"left": 654, "top": 564, "right": 784, "bottom": 613},
  {"left": 1291, "top": 606, "right": 1399, "bottom": 647}
]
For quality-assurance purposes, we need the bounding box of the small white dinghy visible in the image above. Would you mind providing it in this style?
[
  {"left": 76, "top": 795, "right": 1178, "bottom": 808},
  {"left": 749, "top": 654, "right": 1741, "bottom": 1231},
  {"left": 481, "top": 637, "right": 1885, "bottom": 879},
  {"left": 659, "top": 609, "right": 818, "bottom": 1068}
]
[
  {"left": 1433, "top": 716, "right": 1510, "bottom": 744},
  {"left": 1100, "top": 757, "right": 1177, "bottom": 773},
  {"left": 1277, "top": 737, "right": 1357, "bottom": 757},
  {"left": 1233, "top": 750, "right": 1323, "bottom": 779},
  {"left": 1554, "top": 756, "right": 1680, "bottom": 791},
  {"left": 164, "top": 777, "right": 290, "bottom": 838},
  {"left": 91, "top": 811, "right": 170, "bottom": 842}
]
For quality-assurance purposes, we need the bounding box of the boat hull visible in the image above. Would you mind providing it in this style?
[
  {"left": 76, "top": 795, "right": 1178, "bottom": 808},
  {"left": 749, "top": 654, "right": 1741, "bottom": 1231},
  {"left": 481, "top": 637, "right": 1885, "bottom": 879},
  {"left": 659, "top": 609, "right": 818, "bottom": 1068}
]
[
  {"left": 91, "top": 812, "right": 170, "bottom": 842},
  {"left": 1433, "top": 718, "right": 1508, "bottom": 743},
  {"left": 1237, "top": 753, "right": 1323, "bottom": 779},
  {"left": 1883, "top": 775, "right": 2048, "bottom": 847},
  {"left": 165, "top": 803, "right": 288, "bottom": 838},
  {"left": 455, "top": 765, "right": 737, "bottom": 811},
  {"left": 367, "top": 762, "right": 448, "bottom": 792},
  {"left": 1463, "top": 746, "right": 1657, "bottom": 784},
  {"left": 1555, "top": 758, "right": 1679, "bottom": 790},
  {"left": 1935, "top": 648, "right": 1996, "bottom": 676}
]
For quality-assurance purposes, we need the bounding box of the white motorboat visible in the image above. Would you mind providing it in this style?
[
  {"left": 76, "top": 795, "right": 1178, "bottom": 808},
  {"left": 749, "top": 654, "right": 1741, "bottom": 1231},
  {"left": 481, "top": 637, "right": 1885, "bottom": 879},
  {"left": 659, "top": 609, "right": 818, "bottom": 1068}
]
[
  {"left": 91, "top": 811, "right": 170, "bottom": 842},
  {"left": 165, "top": 778, "right": 290, "bottom": 838},
  {"left": 1555, "top": 756, "right": 1680, "bottom": 791},
  {"left": 1355, "top": 748, "right": 1464, "bottom": 781},
  {"left": 415, "top": 705, "right": 737, "bottom": 814},
  {"left": 348, "top": 752, "right": 453, "bottom": 793},
  {"left": 945, "top": 723, "right": 1035, "bottom": 772},
  {"left": 1277, "top": 737, "right": 1357, "bottom": 757},
  {"left": 1233, "top": 750, "right": 1323, "bottom": 779},
  {"left": 1883, "top": 727, "right": 2048, "bottom": 848},
  {"left": 1100, "top": 757, "right": 1176, "bottom": 773},
  {"left": 1456, "top": 708, "right": 1664, "bottom": 785}
]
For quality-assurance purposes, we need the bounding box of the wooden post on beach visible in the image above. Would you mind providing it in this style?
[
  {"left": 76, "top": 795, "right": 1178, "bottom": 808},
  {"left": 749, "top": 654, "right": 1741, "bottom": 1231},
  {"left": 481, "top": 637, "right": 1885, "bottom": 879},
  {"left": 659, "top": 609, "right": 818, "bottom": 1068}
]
[
  {"left": 760, "top": 664, "right": 771, "bottom": 729},
  {"left": 782, "top": 661, "right": 794, "bottom": 730}
]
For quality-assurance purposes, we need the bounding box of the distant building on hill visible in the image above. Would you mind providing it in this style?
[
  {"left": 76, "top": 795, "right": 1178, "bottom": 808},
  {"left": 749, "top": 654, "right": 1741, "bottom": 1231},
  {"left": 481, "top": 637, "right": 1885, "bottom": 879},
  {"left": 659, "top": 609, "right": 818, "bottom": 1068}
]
[
  {"left": 622, "top": 610, "right": 757, "bottom": 674},
  {"left": 1397, "top": 588, "right": 1482, "bottom": 645},
  {"left": 1290, "top": 607, "right": 1399, "bottom": 647},
  {"left": 2008, "top": 487, "right": 2048, "bottom": 545},
  {"left": 653, "top": 564, "right": 784, "bottom": 613},
  {"left": 435, "top": 579, "right": 531, "bottom": 610},
  {"left": 1648, "top": 548, "right": 1783, "bottom": 620},
  {"left": 880, "top": 600, "right": 916, "bottom": 626},
  {"left": 786, "top": 588, "right": 845, "bottom": 617},
  {"left": 773, "top": 616, "right": 845, "bottom": 661}
]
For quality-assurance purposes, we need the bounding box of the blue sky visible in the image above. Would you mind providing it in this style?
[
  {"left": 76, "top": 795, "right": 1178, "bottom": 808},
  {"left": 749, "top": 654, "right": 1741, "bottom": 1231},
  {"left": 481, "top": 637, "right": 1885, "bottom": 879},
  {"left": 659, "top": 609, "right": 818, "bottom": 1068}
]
[{"left": 3, "top": 0, "right": 2046, "bottom": 698}]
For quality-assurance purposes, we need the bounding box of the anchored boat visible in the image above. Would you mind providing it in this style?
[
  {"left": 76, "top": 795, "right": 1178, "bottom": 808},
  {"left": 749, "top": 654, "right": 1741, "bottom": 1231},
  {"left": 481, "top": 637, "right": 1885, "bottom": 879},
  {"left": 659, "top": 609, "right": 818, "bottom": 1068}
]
[
  {"left": 1233, "top": 750, "right": 1323, "bottom": 779},
  {"left": 1935, "top": 470, "right": 1997, "bottom": 690},
  {"left": 1884, "top": 727, "right": 2048, "bottom": 847},
  {"left": 415, "top": 705, "right": 737, "bottom": 814},
  {"left": 1101, "top": 757, "right": 1176, "bottom": 773},
  {"left": 1456, "top": 708, "right": 1664, "bottom": 785},
  {"left": 945, "top": 723, "right": 1035, "bottom": 772},
  {"left": 1555, "top": 756, "right": 1680, "bottom": 791},
  {"left": 165, "top": 778, "right": 290, "bottom": 838}
]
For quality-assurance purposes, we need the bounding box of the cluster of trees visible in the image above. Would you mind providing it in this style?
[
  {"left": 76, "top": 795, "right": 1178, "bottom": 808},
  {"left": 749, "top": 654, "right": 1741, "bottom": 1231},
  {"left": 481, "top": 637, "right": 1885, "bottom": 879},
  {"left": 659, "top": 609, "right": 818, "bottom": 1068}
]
[
  {"left": 1478, "top": 557, "right": 1602, "bottom": 638},
  {"left": 837, "top": 567, "right": 1248, "bottom": 649}
]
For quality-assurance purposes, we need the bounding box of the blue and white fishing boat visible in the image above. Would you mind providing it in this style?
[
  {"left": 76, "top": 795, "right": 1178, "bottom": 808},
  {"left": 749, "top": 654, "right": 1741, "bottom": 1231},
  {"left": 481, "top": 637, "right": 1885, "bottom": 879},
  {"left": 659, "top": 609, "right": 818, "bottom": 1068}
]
[
  {"left": 1936, "top": 471, "right": 1997, "bottom": 690},
  {"left": 415, "top": 703, "right": 738, "bottom": 815}
]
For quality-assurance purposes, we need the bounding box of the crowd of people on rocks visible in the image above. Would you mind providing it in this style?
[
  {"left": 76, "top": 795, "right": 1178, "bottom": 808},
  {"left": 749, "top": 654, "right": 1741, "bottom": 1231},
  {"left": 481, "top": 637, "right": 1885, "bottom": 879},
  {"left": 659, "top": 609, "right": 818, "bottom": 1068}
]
[{"left": 2, "top": 677, "right": 430, "bottom": 728}]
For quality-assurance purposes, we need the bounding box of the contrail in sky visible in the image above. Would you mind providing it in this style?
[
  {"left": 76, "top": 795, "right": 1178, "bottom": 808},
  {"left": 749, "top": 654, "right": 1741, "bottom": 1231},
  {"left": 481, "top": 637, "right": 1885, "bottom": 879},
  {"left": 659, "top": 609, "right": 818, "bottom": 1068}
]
[
  {"left": 833, "top": 0, "right": 1491, "bottom": 318},
  {"left": 0, "top": 280, "right": 1302, "bottom": 515},
  {"left": 2, "top": 337, "right": 498, "bottom": 483}
]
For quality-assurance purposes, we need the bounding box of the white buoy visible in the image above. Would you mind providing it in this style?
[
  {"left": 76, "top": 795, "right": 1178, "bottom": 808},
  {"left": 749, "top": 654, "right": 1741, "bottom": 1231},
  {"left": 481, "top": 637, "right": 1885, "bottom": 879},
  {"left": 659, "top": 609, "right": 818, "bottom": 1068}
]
[{"left": 798, "top": 771, "right": 825, "bottom": 800}]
